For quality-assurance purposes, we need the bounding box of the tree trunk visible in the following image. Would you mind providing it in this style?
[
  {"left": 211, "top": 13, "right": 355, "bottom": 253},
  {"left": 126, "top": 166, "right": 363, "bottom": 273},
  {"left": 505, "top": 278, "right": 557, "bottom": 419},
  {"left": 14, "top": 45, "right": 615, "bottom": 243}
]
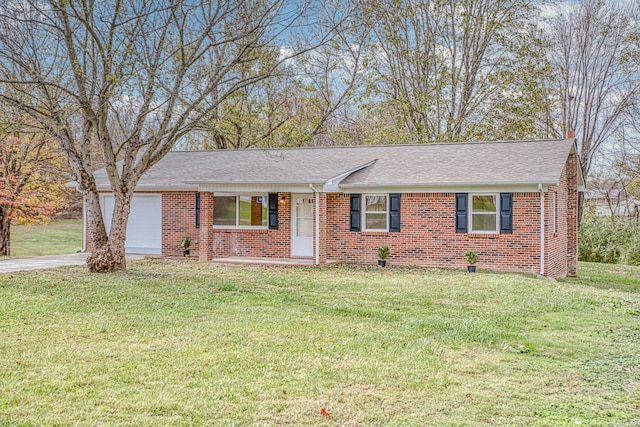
[
  {"left": 87, "top": 239, "right": 126, "bottom": 272},
  {"left": 0, "top": 207, "right": 11, "bottom": 256},
  {"left": 86, "top": 190, "right": 131, "bottom": 272},
  {"left": 83, "top": 190, "right": 107, "bottom": 248}
]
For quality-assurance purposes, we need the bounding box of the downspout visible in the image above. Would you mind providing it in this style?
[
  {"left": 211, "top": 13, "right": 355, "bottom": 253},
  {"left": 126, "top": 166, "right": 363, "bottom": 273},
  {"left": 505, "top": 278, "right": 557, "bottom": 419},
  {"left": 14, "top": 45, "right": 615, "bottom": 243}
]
[
  {"left": 539, "top": 183, "right": 545, "bottom": 276},
  {"left": 309, "top": 184, "right": 320, "bottom": 266}
]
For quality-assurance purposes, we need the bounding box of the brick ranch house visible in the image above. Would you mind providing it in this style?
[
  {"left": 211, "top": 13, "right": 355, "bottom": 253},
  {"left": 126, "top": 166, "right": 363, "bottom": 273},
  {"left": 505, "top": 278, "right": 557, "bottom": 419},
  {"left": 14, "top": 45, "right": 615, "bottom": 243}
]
[{"left": 86, "top": 138, "right": 584, "bottom": 278}]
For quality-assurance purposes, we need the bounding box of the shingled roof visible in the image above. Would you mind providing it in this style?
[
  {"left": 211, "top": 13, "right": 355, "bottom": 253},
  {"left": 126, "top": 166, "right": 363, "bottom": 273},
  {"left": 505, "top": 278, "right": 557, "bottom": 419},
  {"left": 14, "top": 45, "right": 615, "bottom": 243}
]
[{"left": 93, "top": 138, "right": 580, "bottom": 192}]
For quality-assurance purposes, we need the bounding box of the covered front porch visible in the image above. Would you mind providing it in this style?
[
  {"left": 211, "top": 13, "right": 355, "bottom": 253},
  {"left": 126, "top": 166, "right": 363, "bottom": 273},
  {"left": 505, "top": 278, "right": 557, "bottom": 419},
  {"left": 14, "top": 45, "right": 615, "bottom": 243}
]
[{"left": 197, "top": 192, "right": 329, "bottom": 265}]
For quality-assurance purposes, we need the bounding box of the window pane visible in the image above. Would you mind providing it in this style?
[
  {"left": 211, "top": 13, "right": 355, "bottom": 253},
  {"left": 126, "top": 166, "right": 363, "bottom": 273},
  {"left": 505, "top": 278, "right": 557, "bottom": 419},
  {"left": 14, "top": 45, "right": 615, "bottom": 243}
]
[
  {"left": 261, "top": 198, "right": 268, "bottom": 227},
  {"left": 472, "top": 213, "right": 496, "bottom": 231},
  {"left": 214, "top": 195, "right": 267, "bottom": 227},
  {"left": 365, "top": 195, "right": 387, "bottom": 212},
  {"left": 297, "top": 218, "right": 313, "bottom": 237},
  {"left": 296, "top": 198, "right": 313, "bottom": 219},
  {"left": 239, "top": 195, "right": 267, "bottom": 226},
  {"left": 214, "top": 196, "right": 236, "bottom": 225},
  {"left": 238, "top": 196, "right": 250, "bottom": 225},
  {"left": 366, "top": 213, "right": 387, "bottom": 230},
  {"left": 472, "top": 195, "right": 497, "bottom": 213}
]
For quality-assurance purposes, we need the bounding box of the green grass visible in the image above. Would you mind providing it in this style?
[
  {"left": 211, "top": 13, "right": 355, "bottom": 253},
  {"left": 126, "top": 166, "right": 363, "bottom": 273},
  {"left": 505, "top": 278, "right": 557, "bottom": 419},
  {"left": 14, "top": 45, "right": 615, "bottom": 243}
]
[
  {"left": 0, "top": 261, "right": 639, "bottom": 425},
  {"left": 9, "top": 219, "right": 82, "bottom": 256}
]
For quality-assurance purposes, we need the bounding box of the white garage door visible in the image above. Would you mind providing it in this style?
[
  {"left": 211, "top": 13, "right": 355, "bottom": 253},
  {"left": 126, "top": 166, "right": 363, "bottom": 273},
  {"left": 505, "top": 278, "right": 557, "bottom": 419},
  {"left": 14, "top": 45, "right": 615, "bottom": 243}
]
[{"left": 101, "top": 194, "right": 162, "bottom": 254}]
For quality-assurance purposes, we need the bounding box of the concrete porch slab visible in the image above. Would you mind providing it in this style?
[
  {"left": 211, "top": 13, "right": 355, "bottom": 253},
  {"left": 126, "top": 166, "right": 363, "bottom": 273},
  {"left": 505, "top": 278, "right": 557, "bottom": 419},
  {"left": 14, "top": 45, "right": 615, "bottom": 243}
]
[{"left": 210, "top": 256, "right": 315, "bottom": 266}]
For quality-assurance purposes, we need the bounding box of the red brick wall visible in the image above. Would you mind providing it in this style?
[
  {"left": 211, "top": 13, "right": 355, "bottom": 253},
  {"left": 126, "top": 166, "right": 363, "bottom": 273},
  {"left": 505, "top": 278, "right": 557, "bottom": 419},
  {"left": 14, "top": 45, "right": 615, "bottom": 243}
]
[
  {"left": 162, "top": 192, "right": 199, "bottom": 258},
  {"left": 545, "top": 158, "right": 569, "bottom": 278},
  {"left": 198, "top": 192, "right": 214, "bottom": 261},
  {"left": 544, "top": 153, "right": 578, "bottom": 277},
  {"left": 566, "top": 153, "right": 579, "bottom": 276},
  {"left": 86, "top": 191, "right": 205, "bottom": 259},
  {"left": 326, "top": 192, "right": 544, "bottom": 275}
]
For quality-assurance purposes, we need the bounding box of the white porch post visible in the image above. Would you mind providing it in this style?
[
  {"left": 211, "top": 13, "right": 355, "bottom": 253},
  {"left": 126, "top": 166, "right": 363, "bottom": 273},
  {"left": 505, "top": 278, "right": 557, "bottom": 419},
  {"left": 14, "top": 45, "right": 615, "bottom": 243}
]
[
  {"left": 309, "top": 184, "right": 320, "bottom": 266},
  {"left": 539, "top": 184, "right": 545, "bottom": 276}
]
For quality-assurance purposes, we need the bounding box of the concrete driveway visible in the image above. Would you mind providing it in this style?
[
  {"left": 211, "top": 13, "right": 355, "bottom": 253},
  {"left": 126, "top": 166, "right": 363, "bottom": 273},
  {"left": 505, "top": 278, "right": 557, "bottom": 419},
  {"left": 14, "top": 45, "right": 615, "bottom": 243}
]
[
  {"left": 0, "top": 253, "right": 147, "bottom": 273},
  {"left": 0, "top": 253, "right": 89, "bottom": 273}
]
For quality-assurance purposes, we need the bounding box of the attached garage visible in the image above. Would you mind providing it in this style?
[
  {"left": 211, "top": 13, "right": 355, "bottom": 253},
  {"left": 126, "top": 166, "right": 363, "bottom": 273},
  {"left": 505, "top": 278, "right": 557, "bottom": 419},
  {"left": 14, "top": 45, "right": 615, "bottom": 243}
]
[{"left": 100, "top": 194, "right": 162, "bottom": 254}]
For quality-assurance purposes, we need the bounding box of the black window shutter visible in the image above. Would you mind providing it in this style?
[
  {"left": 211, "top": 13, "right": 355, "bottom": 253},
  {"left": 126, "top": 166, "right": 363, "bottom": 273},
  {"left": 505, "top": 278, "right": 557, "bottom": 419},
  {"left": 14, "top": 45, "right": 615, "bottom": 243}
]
[
  {"left": 500, "top": 192, "right": 513, "bottom": 234},
  {"left": 195, "top": 192, "right": 201, "bottom": 229},
  {"left": 350, "top": 194, "right": 361, "bottom": 232},
  {"left": 268, "top": 193, "right": 279, "bottom": 230},
  {"left": 389, "top": 193, "right": 401, "bottom": 232},
  {"left": 455, "top": 193, "right": 468, "bottom": 233}
]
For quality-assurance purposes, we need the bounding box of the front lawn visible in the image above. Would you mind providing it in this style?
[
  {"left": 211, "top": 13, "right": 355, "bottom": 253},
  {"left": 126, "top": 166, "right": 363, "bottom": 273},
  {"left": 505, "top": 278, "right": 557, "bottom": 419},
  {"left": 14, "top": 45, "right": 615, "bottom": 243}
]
[
  {"left": 0, "top": 261, "right": 638, "bottom": 425},
  {"left": 9, "top": 219, "right": 82, "bottom": 257}
]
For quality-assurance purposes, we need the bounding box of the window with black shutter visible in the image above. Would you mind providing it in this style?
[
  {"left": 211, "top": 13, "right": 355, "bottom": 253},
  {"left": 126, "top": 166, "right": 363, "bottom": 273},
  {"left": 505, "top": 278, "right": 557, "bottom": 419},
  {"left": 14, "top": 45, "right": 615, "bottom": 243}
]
[
  {"left": 268, "top": 193, "right": 279, "bottom": 230},
  {"left": 195, "top": 192, "right": 201, "bottom": 229},
  {"left": 456, "top": 193, "right": 468, "bottom": 233},
  {"left": 389, "top": 193, "right": 401, "bottom": 232},
  {"left": 457, "top": 193, "right": 513, "bottom": 234},
  {"left": 350, "top": 194, "right": 361, "bottom": 231},
  {"left": 500, "top": 193, "right": 513, "bottom": 234}
]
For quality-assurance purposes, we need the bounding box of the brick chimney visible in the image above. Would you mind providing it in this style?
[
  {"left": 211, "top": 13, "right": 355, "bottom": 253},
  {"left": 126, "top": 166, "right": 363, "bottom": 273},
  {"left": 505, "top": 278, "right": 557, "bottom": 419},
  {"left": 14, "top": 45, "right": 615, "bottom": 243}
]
[{"left": 567, "top": 129, "right": 575, "bottom": 138}]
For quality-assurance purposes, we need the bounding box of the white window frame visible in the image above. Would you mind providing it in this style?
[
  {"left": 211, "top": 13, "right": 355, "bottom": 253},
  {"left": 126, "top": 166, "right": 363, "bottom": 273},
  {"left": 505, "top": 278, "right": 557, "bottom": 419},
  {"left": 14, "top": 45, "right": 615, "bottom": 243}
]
[
  {"left": 213, "top": 193, "right": 269, "bottom": 229},
  {"left": 469, "top": 193, "right": 500, "bottom": 234},
  {"left": 362, "top": 194, "right": 389, "bottom": 232}
]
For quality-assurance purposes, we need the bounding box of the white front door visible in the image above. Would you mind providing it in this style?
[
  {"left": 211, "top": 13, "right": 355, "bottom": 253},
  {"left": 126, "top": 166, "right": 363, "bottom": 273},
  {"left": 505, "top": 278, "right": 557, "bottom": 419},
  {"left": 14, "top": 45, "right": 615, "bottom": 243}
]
[{"left": 291, "top": 194, "right": 314, "bottom": 257}]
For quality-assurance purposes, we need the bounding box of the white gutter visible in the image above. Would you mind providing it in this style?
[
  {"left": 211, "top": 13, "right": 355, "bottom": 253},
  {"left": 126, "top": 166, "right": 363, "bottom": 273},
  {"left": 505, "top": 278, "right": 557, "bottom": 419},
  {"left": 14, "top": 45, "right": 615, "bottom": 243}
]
[
  {"left": 338, "top": 180, "right": 559, "bottom": 189},
  {"left": 309, "top": 184, "right": 320, "bottom": 266},
  {"left": 539, "top": 183, "right": 546, "bottom": 276}
]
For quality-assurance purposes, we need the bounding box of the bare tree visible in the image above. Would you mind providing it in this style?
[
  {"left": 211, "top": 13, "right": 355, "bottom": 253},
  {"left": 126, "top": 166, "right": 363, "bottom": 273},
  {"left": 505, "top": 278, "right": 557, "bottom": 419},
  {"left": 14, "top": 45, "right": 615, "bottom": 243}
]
[
  {"left": 362, "top": 0, "right": 539, "bottom": 143},
  {"left": 0, "top": 0, "right": 345, "bottom": 271},
  {"left": 546, "top": 0, "right": 639, "bottom": 176},
  {"left": 182, "top": 4, "right": 372, "bottom": 150},
  {"left": 179, "top": 44, "right": 300, "bottom": 150},
  {"left": 543, "top": 0, "right": 640, "bottom": 223},
  {"left": 287, "top": 8, "right": 372, "bottom": 147}
]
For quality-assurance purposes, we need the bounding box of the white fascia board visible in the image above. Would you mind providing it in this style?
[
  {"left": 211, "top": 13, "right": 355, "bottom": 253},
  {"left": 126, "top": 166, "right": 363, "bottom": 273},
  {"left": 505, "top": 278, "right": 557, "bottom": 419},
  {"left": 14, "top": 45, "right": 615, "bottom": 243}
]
[
  {"left": 338, "top": 182, "right": 554, "bottom": 194},
  {"left": 98, "top": 185, "right": 200, "bottom": 192},
  {"left": 197, "top": 182, "right": 320, "bottom": 194},
  {"left": 570, "top": 139, "right": 587, "bottom": 190}
]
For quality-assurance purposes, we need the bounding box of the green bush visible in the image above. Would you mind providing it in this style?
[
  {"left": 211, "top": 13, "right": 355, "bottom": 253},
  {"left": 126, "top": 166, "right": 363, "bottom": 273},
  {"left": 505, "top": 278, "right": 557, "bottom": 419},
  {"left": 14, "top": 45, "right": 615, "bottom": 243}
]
[
  {"left": 579, "top": 215, "right": 640, "bottom": 266},
  {"left": 621, "top": 236, "right": 640, "bottom": 266}
]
